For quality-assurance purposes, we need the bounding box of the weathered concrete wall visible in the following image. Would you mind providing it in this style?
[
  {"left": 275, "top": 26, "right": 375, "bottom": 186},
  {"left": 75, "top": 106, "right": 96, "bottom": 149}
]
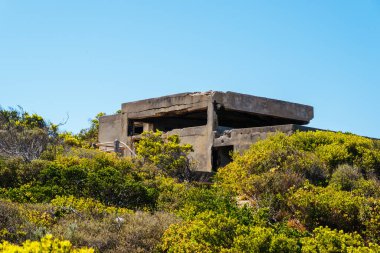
[
  {"left": 214, "top": 91, "right": 313, "bottom": 124},
  {"left": 214, "top": 124, "right": 315, "bottom": 152},
  {"left": 122, "top": 92, "right": 211, "bottom": 119},
  {"left": 206, "top": 94, "right": 218, "bottom": 171},
  {"left": 165, "top": 126, "right": 209, "bottom": 171},
  {"left": 98, "top": 114, "right": 122, "bottom": 143},
  {"left": 98, "top": 91, "right": 315, "bottom": 172}
]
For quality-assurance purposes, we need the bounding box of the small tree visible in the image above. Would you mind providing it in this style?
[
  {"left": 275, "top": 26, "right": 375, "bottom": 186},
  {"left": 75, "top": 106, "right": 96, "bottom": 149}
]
[
  {"left": 0, "top": 107, "right": 58, "bottom": 162},
  {"left": 135, "top": 131, "right": 193, "bottom": 181}
]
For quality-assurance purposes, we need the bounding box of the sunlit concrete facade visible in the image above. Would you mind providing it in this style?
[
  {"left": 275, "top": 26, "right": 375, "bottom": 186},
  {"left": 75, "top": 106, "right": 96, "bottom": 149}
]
[{"left": 99, "top": 91, "right": 314, "bottom": 172}]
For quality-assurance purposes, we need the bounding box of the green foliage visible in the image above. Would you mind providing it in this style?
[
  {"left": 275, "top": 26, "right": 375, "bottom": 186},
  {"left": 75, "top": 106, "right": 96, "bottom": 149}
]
[
  {"left": 287, "top": 183, "right": 380, "bottom": 243},
  {"left": 351, "top": 178, "right": 380, "bottom": 198},
  {"left": 2, "top": 109, "right": 380, "bottom": 253},
  {"left": 0, "top": 200, "right": 25, "bottom": 242},
  {"left": 59, "top": 131, "right": 84, "bottom": 147},
  {"left": 290, "top": 131, "right": 380, "bottom": 176},
  {"left": 77, "top": 112, "right": 106, "bottom": 147},
  {"left": 153, "top": 175, "right": 256, "bottom": 225},
  {"left": 329, "top": 164, "right": 380, "bottom": 198},
  {"left": 216, "top": 132, "right": 328, "bottom": 199},
  {"left": 160, "top": 210, "right": 379, "bottom": 252},
  {"left": 300, "top": 227, "right": 380, "bottom": 253},
  {"left": 0, "top": 107, "right": 59, "bottom": 161},
  {"left": 176, "top": 186, "right": 251, "bottom": 222},
  {"left": 0, "top": 150, "right": 157, "bottom": 209},
  {"left": 288, "top": 183, "right": 366, "bottom": 232},
  {"left": 161, "top": 209, "right": 302, "bottom": 253},
  {"left": 216, "top": 131, "right": 380, "bottom": 209},
  {"left": 228, "top": 225, "right": 302, "bottom": 253},
  {"left": 209, "top": 131, "right": 380, "bottom": 250},
  {"left": 0, "top": 107, "right": 46, "bottom": 130},
  {"left": 0, "top": 199, "right": 178, "bottom": 253},
  {"left": 330, "top": 164, "right": 363, "bottom": 191},
  {"left": 161, "top": 211, "right": 239, "bottom": 252},
  {"left": 217, "top": 131, "right": 380, "bottom": 198},
  {"left": 228, "top": 226, "right": 274, "bottom": 253},
  {"left": 87, "top": 166, "right": 155, "bottom": 208},
  {"left": 52, "top": 211, "right": 179, "bottom": 253},
  {"left": 155, "top": 176, "right": 188, "bottom": 211},
  {"left": 51, "top": 195, "right": 132, "bottom": 218},
  {"left": 136, "top": 131, "right": 193, "bottom": 180},
  {"left": 59, "top": 112, "right": 106, "bottom": 148}
]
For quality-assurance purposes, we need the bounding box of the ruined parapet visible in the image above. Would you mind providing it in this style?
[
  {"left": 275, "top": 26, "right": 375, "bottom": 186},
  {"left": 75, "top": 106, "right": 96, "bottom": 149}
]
[{"left": 98, "top": 91, "right": 314, "bottom": 172}]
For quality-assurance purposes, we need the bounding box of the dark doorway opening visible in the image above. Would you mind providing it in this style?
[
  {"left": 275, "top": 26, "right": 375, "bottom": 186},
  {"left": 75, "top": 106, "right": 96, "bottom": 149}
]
[{"left": 212, "top": 145, "right": 234, "bottom": 172}]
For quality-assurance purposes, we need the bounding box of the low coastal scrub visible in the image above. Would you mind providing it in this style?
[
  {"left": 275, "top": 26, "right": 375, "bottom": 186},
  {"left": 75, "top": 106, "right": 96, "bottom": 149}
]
[{"left": 1, "top": 108, "right": 380, "bottom": 252}]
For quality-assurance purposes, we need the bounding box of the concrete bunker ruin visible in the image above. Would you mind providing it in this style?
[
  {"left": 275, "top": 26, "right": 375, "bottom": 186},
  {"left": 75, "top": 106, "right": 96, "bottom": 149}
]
[{"left": 98, "top": 91, "right": 314, "bottom": 172}]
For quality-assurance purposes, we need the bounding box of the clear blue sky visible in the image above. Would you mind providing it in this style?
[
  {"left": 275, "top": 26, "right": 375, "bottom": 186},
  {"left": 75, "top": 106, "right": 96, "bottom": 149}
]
[{"left": 1, "top": 1, "right": 379, "bottom": 137}]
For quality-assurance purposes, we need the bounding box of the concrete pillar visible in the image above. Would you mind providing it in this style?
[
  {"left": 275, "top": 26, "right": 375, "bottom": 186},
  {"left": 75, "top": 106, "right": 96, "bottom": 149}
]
[
  {"left": 120, "top": 113, "right": 128, "bottom": 142},
  {"left": 143, "top": 123, "right": 154, "bottom": 132},
  {"left": 120, "top": 113, "right": 131, "bottom": 156},
  {"left": 206, "top": 95, "right": 218, "bottom": 171}
]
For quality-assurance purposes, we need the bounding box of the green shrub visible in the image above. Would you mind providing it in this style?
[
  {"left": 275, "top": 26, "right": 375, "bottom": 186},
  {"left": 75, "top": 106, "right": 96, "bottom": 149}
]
[
  {"left": 0, "top": 167, "right": 17, "bottom": 189},
  {"left": 217, "top": 131, "right": 380, "bottom": 198},
  {"left": 0, "top": 107, "right": 59, "bottom": 161},
  {"left": 287, "top": 183, "right": 380, "bottom": 236},
  {"left": 0, "top": 158, "right": 49, "bottom": 188},
  {"left": 0, "top": 150, "right": 157, "bottom": 209},
  {"left": 155, "top": 176, "right": 188, "bottom": 212},
  {"left": 114, "top": 211, "right": 180, "bottom": 253},
  {"left": 290, "top": 131, "right": 380, "bottom": 176},
  {"left": 161, "top": 214, "right": 380, "bottom": 253},
  {"left": 2, "top": 127, "right": 380, "bottom": 252},
  {"left": 87, "top": 166, "right": 156, "bottom": 208},
  {"left": 0, "top": 200, "right": 25, "bottom": 242},
  {"left": 330, "top": 164, "right": 363, "bottom": 191},
  {"left": 216, "top": 132, "right": 328, "bottom": 198},
  {"left": 136, "top": 131, "right": 193, "bottom": 180},
  {"left": 300, "top": 226, "right": 369, "bottom": 253},
  {"left": 270, "top": 233, "right": 301, "bottom": 253},
  {"left": 52, "top": 211, "right": 179, "bottom": 253},
  {"left": 154, "top": 174, "right": 255, "bottom": 223},
  {"left": 176, "top": 186, "right": 236, "bottom": 219},
  {"left": 161, "top": 211, "right": 239, "bottom": 252},
  {"left": 51, "top": 195, "right": 132, "bottom": 218},
  {"left": 1, "top": 182, "right": 68, "bottom": 203},
  {"left": 229, "top": 225, "right": 303, "bottom": 253},
  {"left": 352, "top": 178, "right": 380, "bottom": 198}
]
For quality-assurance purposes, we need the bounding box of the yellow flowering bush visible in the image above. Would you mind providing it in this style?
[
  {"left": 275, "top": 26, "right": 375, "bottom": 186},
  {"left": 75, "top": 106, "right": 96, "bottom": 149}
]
[
  {"left": 19, "top": 207, "right": 53, "bottom": 227},
  {"left": 217, "top": 131, "right": 380, "bottom": 197},
  {"left": 51, "top": 195, "right": 132, "bottom": 217},
  {"left": 0, "top": 234, "right": 93, "bottom": 252}
]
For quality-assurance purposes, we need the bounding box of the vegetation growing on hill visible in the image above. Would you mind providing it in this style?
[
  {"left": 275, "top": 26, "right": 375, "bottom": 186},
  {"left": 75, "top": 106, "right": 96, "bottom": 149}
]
[
  {"left": 0, "top": 108, "right": 379, "bottom": 252},
  {"left": 162, "top": 131, "right": 380, "bottom": 252},
  {"left": 0, "top": 107, "right": 59, "bottom": 162},
  {"left": 136, "top": 131, "right": 193, "bottom": 181}
]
